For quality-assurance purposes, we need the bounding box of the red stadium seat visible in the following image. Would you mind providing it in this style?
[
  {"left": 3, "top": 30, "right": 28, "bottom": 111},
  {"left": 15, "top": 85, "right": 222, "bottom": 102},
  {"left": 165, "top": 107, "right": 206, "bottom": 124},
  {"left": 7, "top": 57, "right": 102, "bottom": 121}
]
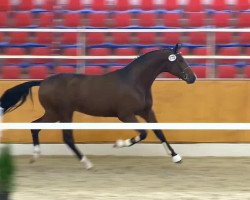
[
  {"left": 238, "top": 32, "right": 250, "bottom": 44},
  {"left": 86, "top": 33, "right": 106, "bottom": 45},
  {"left": 140, "top": 0, "right": 156, "bottom": 10},
  {"left": 54, "top": 66, "right": 76, "bottom": 74},
  {"left": 13, "top": 12, "right": 33, "bottom": 28},
  {"left": 0, "top": 12, "right": 8, "bottom": 27},
  {"left": 217, "top": 47, "right": 241, "bottom": 64},
  {"left": 91, "top": 0, "right": 109, "bottom": 11},
  {"left": 135, "top": 33, "right": 156, "bottom": 45},
  {"left": 18, "top": 0, "right": 34, "bottom": 11},
  {"left": 35, "top": 32, "right": 54, "bottom": 45},
  {"left": 234, "top": 0, "right": 250, "bottom": 11},
  {"left": 211, "top": 12, "right": 232, "bottom": 27},
  {"left": 111, "top": 32, "right": 132, "bottom": 45},
  {"left": 210, "top": 0, "right": 228, "bottom": 10},
  {"left": 215, "top": 32, "right": 234, "bottom": 44},
  {"left": 40, "top": 0, "right": 54, "bottom": 11},
  {"left": 192, "top": 47, "right": 209, "bottom": 64},
  {"left": 185, "top": 0, "right": 204, "bottom": 12},
  {"left": 28, "top": 65, "right": 49, "bottom": 79},
  {"left": 185, "top": 12, "right": 207, "bottom": 27},
  {"left": 160, "top": 32, "right": 182, "bottom": 45},
  {"left": 187, "top": 32, "right": 207, "bottom": 45},
  {"left": 9, "top": 32, "right": 29, "bottom": 45},
  {"left": 217, "top": 66, "right": 237, "bottom": 78},
  {"left": 191, "top": 66, "right": 207, "bottom": 78},
  {"left": 31, "top": 47, "right": 52, "bottom": 64},
  {"left": 235, "top": 12, "right": 250, "bottom": 27},
  {"left": 84, "top": 66, "right": 104, "bottom": 75},
  {"left": 62, "top": 12, "right": 82, "bottom": 27},
  {"left": 87, "top": 48, "right": 111, "bottom": 64},
  {"left": 1, "top": 66, "right": 22, "bottom": 79},
  {"left": 38, "top": 12, "right": 54, "bottom": 27},
  {"left": 244, "top": 66, "right": 250, "bottom": 78},
  {"left": 0, "top": 0, "right": 10, "bottom": 11},
  {"left": 162, "top": 12, "right": 182, "bottom": 28},
  {"left": 114, "top": 0, "right": 133, "bottom": 10},
  {"left": 163, "top": 0, "right": 179, "bottom": 10},
  {"left": 61, "top": 32, "right": 78, "bottom": 45},
  {"left": 111, "top": 12, "right": 132, "bottom": 28},
  {"left": 63, "top": 48, "right": 79, "bottom": 65},
  {"left": 114, "top": 47, "right": 136, "bottom": 64},
  {"left": 88, "top": 12, "right": 108, "bottom": 28},
  {"left": 5, "top": 48, "right": 25, "bottom": 65},
  {"left": 66, "top": 0, "right": 84, "bottom": 10},
  {"left": 137, "top": 12, "right": 157, "bottom": 27}
]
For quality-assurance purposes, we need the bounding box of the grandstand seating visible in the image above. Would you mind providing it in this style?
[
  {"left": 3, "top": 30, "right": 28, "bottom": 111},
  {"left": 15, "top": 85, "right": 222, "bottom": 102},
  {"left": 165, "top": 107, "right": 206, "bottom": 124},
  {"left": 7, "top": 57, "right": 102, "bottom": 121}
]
[
  {"left": 0, "top": 12, "right": 8, "bottom": 27},
  {"left": 84, "top": 66, "right": 104, "bottom": 75},
  {"left": 185, "top": 12, "right": 207, "bottom": 28},
  {"left": 54, "top": 65, "right": 76, "bottom": 74},
  {"left": 28, "top": 65, "right": 49, "bottom": 79},
  {"left": 1, "top": 66, "right": 22, "bottom": 79},
  {"left": 0, "top": 0, "right": 249, "bottom": 79},
  {"left": 37, "top": 12, "right": 54, "bottom": 27},
  {"left": 217, "top": 66, "right": 237, "bottom": 78},
  {"left": 110, "top": 32, "right": 132, "bottom": 45}
]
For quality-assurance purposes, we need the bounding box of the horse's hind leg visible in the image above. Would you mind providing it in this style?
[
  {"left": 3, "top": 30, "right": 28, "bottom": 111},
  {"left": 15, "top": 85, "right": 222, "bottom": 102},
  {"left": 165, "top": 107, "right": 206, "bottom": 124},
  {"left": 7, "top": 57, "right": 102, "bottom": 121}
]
[
  {"left": 30, "top": 112, "right": 59, "bottom": 163},
  {"left": 60, "top": 113, "right": 93, "bottom": 169},
  {"left": 140, "top": 109, "right": 182, "bottom": 163},
  {"left": 115, "top": 114, "right": 148, "bottom": 147}
]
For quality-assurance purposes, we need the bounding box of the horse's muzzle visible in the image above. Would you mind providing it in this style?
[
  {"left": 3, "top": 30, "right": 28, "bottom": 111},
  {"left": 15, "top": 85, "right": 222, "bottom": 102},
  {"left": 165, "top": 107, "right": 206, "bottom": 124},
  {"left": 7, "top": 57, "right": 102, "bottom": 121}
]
[{"left": 185, "top": 74, "right": 196, "bottom": 84}]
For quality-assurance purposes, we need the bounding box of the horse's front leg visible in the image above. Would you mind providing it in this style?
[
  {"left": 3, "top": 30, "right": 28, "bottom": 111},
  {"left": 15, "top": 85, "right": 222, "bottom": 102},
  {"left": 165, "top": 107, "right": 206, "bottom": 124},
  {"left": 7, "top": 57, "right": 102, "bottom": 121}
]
[
  {"left": 114, "top": 114, "right": 147, "bottom": 148},
  {"left": 140, "top": 109, "right": 182, "bottom": 163}
]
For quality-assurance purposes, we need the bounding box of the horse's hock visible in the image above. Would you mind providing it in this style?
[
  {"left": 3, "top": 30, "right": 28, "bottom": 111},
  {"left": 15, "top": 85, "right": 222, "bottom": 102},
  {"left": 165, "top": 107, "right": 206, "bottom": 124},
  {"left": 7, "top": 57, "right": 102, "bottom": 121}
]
[{"left": 1, "top": 80, "right": 250, "bottom": 144}]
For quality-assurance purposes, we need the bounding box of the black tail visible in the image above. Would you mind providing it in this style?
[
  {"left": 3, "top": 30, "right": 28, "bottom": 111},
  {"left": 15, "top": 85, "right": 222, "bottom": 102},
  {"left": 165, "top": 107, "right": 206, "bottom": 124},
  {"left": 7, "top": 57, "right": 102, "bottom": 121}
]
[{"left": 0, "top": 81, "right": 42, "bottom": 114}]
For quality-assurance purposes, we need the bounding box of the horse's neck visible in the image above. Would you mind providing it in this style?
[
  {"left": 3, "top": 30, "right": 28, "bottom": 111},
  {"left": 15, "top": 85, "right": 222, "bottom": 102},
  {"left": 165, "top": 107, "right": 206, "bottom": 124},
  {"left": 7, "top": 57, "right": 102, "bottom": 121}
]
[{"left": 125, "top": 59, "right": 164, "bottom": 90}]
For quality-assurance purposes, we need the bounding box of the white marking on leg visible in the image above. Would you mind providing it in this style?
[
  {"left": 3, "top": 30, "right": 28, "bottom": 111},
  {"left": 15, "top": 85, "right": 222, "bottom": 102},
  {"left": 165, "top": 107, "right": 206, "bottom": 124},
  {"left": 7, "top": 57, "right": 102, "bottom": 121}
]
[
  {"left": 81, "top": 156, "right": 93, "bottom": 170},
  {"left": 114, "top": 139, "right": 132, "bottom": 148},
  {"left": 172, "top": 154, "right": 182, "bottom": 163},
  {"left": 30, "top": 145, "right": 41, "bottom": 163}
]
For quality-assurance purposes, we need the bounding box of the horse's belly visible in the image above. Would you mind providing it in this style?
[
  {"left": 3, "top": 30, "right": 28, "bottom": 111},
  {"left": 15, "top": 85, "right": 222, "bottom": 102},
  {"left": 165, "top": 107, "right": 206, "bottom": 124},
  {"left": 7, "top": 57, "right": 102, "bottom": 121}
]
[{"left": 76, "top": 101, "right": 116, "bottom": 117}]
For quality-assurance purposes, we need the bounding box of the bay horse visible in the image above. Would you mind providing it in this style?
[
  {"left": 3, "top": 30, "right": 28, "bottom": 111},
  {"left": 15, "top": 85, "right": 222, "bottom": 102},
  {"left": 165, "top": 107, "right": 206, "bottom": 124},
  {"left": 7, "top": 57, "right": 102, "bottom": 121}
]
[{"left": 0, "top": 44, "right": 196, "bottom": 169}]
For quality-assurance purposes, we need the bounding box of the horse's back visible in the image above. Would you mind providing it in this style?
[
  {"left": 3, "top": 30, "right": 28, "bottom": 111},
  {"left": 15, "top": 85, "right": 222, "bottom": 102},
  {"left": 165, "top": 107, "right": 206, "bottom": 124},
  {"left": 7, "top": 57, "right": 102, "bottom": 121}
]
[{"left": 38, "top": 73, "right": 132, "bottom": 116}]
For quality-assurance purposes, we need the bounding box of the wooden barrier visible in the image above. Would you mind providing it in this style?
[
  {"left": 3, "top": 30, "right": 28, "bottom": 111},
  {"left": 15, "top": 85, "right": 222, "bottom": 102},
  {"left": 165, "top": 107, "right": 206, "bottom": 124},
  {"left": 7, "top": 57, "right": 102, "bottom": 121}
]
[{"left": 1, "top": 80, "right": 250, "bottom": 143}]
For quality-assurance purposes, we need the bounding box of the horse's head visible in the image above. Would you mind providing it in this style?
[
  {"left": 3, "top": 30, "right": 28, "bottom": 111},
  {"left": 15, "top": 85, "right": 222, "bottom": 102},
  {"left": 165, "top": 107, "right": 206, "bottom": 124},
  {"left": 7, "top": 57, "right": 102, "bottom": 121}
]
[{"left": 163, "top": 44, "right": 196, "bottom": 84}]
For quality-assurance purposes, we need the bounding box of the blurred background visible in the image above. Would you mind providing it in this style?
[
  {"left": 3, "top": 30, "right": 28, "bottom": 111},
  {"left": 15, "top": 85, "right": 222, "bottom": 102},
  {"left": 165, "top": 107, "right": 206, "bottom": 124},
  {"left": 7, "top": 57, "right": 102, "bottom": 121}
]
[{"left": 0, "top": 0, "right": 249, "bottom": 79}]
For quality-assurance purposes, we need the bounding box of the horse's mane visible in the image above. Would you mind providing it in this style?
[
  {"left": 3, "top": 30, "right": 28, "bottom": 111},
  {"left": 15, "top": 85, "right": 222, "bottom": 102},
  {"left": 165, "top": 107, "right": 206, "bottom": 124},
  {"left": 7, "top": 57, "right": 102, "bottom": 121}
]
[{"left": 127, "top": 48, "right": 172, "bottom": 67}]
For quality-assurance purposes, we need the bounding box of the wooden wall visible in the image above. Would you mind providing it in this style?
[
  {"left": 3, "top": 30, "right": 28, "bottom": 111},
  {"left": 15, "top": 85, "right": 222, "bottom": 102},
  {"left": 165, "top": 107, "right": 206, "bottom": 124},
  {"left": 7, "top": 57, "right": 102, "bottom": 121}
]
[{"left": 1, "top": 80, "right": 250, "bottom": 144}]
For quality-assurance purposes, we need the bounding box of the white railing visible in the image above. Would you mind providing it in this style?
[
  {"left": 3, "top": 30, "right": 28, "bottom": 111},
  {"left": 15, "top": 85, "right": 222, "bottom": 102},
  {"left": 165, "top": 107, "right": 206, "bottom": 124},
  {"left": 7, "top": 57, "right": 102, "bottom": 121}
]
[{"left": 0, "top": 122, "right": 250, "bottom": 130}]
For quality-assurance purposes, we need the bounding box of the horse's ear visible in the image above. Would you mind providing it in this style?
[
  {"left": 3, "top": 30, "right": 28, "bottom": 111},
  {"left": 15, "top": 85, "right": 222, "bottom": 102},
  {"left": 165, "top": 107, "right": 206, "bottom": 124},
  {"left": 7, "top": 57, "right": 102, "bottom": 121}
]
[{"left": 174, "top": 43, "right": 182, "bottom": 54}]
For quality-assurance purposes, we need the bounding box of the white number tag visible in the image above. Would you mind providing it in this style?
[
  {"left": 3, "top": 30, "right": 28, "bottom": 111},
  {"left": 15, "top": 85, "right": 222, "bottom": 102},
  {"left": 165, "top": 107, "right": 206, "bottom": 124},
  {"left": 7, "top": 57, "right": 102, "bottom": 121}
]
[{"left": 168, "top": 54, "right": 176, "bottom": 62}]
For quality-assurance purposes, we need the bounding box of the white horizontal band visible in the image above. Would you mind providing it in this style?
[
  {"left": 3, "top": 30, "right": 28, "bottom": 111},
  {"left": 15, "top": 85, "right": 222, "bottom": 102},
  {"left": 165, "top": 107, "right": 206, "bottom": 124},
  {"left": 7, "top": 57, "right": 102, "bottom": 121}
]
[
  {"left": 0, "top": 123, "right": 250, "bottom": 130},
  {"left": 0, "top": 55, "right": 249, "bottom": 60},
  {"left": 0, "top": 28, "right": 249, "bottom": 33}
]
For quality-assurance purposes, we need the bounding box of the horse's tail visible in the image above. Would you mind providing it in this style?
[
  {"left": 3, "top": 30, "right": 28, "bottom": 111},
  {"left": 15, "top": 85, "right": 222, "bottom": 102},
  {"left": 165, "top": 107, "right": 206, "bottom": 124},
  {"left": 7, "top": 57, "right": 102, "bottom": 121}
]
[{"left": 0, "top": 81, "right": 42, "bottom": 114}]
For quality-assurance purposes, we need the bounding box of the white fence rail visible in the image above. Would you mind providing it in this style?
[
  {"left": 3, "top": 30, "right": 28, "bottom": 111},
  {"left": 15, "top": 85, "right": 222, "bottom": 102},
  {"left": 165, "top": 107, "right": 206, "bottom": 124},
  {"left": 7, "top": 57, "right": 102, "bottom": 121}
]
[{"left": 0, "top": 123, "right": 250, "bottom": 130}]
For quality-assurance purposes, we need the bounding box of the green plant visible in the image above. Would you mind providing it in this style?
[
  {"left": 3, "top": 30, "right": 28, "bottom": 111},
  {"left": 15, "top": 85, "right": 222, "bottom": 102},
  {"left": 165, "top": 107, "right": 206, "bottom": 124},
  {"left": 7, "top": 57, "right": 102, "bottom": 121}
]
[{"left": 0, "top": 145, "right": 15, "bottom": 194}]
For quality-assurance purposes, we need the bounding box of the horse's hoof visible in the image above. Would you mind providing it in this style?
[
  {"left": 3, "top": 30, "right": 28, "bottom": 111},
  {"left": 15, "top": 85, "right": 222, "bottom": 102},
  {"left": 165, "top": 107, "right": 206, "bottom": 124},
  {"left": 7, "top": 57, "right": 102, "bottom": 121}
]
[
  {"left": 81, "top": 156, "right": 94, "bottom": 170},
  {"left": 172, "top": 154, "right": 182, "bottom": 163}
]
